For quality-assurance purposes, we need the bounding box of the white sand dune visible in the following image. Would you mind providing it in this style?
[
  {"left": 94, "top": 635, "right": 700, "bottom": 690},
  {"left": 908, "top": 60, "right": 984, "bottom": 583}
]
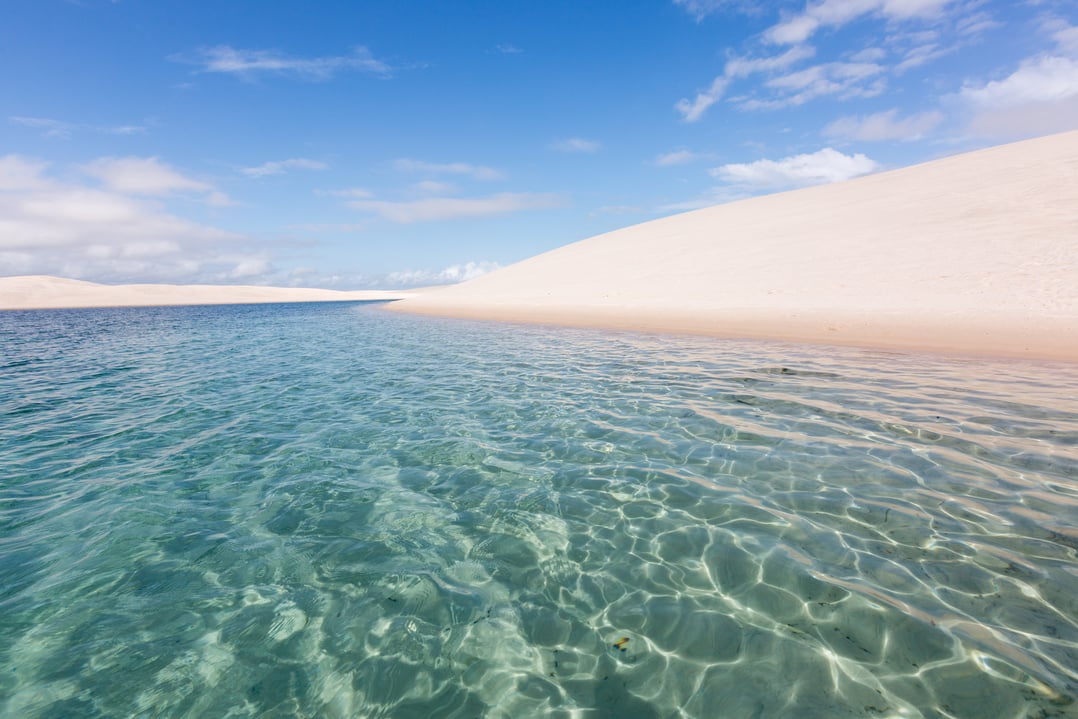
[
  {"left": 392, "top": 130, "right": 1078, "bottom": 360},
  {"left": 0, "top": 276, "right": 416, "bottom": 310}
]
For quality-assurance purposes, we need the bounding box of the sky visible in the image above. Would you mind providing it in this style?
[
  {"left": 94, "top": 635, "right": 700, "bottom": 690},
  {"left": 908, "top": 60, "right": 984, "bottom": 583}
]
[{"left": 2, "top": 0, "right": 1076, "bottom": 288}]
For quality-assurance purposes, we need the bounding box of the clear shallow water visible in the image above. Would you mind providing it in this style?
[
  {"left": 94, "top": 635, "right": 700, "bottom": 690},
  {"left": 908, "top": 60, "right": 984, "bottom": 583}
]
[{"left": 2, "top": 302, "right": 1077, "bottom": 719}]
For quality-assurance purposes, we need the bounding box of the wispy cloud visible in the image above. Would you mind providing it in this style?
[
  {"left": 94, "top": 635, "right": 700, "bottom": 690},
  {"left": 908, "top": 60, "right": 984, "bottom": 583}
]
[
  {"left": 492, "top": 44, "right": 523, "bottom": 55},
  {"left": 9, "top": 115, "right": 147, "bottom": 139},
  {"left": 674, "top": 1, "right": 979, "bottom": 122},
  {"left": 764, "top": 0, "right": 954, "bottom": 46},
  {"left": 392, "top": 158, "right": 504, "bottom": 181},
  {"left": 659, "top": 186, "right": 753, "bottom": 213},
  {"left": 174, "top": 45, "right": 391, "bottom": 81},
  {"left": 549, "top": 137, "right": 601, "bottom": 153},
  {"left": 894, "top": 42, "right": 951, "bottom": 72},
  {"left": 740, "top": 61, "right": 886, "bottom": 110},
  {"left": 710, "top": 147, "right": 879, "bottom": 191},
  {"left": 955, "top": 10, "right": 1000, "bottom": 38},
  {"left": 9, "top": 116, "right": 74, "bottom": 139},
  {"left": 411, "top": 180, "right": 458, "bottom": 195},
  {"left": 241, "top": 158, "right": 329, "bottom": 178},
  {"left": 589, "top": 204, "right": 647, "bottom": 217},
  {"left": 654, "top": 149, "right": 705, "bottom": 166},
  {"left": 672, "top": 0, "right": 758, "bottom": 21},
  {"left": 318, "top": 187, "right": 373, "bottom": 199},
  {"left": 823, "top": 108, "right": 943, "bottom": 141},
  {"left": 347, "top": 192, "right": 563, "bottom": 223},
  {"left": 850, "top": 47, "right": 887, "bottom": 63},
  {"left": 675, "top": 45, "right": 814, "bottom": 121}
]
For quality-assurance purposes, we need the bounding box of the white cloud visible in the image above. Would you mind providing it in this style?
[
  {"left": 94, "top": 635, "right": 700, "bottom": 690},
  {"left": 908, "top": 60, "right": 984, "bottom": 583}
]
[
  {"left": 655, "top": 150, "right": 703, "bottom": 166},
  {"left": 385, "top": 260, "right": 500, "bottom": 287},
  {"left": 205, "top": 191, "right": 237, "bottom": 207},
  {"left": 765, "top": 0, "right": 953, "bottom": 45},
  {"left": 392, "top": 158, "right": 504, "bottom": 181},
  {"left": 549, "top": 137, "right": 602, "bottom": 153},
  {"left": 676, "top": 45, "right": 815, "bottom": 121},
  {"left": 946, "top": 18, "right": 1078, "bottom": 138},
  {"left": 80, "top": 156, "right": 217, "bottom": 197},
  {"left": 767, "top": 14, "right": 825, "bottom": 45},
  {"left": 241, "top": 158, "right": 329, "bottom": 177},
  {"left": 1050, "top": 21, "right": 1078, "bottom": 56},
  {"left": 823, "top": 108, "right": 943, "bottom": 140},
  {"left": 225, "top": 257, "right": 272, "bottom": 279},
  {"left": 348, "top": 192, "right": 563, "bottom": 223},
  {"left": 958, "top": 54, "right": 1078, "bottom": 137},
  {"left": 0, "top": 155, "right": 52, "bottom": 191},
  {"left": 0, "top": 154, "right": 258, "bottom": 283},
  {"left": 492, "top": 44, "right": 523, "bottom": 54},
  {"left": 961, "top": 55, "right": 1078, "bottom": 108},
  {"left": 710, "top": 147, "right": 879, "bottom": 190},
  {"left": 174, "top": 45, "right": 391, "bottom": 80}
]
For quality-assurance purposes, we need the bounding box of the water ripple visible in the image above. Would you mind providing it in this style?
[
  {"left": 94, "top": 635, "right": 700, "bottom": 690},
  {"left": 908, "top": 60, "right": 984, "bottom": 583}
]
[{"left": 1, "top": 303, "right": 1077, "bottom": 718}]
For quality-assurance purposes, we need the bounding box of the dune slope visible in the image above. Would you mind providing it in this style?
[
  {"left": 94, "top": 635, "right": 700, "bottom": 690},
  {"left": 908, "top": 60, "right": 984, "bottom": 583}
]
[{"left": 392, "top": 131, "right": 1078, "bottom": 360}]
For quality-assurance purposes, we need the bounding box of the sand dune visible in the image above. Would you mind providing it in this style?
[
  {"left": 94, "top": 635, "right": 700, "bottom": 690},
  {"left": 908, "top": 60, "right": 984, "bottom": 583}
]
[
  {"left": 0, "top": 276, "right": 416, "bottom": 310},
  {"left": 392, "top": 131, "right": 1078, "bottom": 360}
]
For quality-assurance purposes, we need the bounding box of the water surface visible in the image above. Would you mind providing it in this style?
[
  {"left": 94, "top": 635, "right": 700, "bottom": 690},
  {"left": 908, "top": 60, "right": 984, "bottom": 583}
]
[{"left": 2, "top": 302, "right": 1077, "bottom": 718}]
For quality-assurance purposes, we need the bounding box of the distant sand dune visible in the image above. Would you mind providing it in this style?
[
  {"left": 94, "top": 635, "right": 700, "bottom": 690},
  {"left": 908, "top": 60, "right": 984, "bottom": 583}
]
[
  {"left": 0, "top": 276, "right": 415, "bottom": 310},
  {"left": 391, "top": 130, "right": 1078, "bottom": 361}
]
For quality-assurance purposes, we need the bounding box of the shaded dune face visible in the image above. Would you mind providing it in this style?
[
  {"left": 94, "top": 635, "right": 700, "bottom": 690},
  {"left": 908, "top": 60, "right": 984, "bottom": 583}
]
[{"left": 392, "top": 130, "right": 1078, "bottom": 360}]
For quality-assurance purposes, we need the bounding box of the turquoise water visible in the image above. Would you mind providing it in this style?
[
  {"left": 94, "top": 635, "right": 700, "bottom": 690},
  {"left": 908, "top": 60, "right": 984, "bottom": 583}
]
[{"left": 2, "top": 302, "right": 1077, "bottom": 719}]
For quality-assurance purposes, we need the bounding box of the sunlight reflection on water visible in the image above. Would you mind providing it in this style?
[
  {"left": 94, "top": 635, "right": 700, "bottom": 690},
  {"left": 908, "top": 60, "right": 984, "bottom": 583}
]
[{"left": 1, "top": 302, "right": 1076, "bottom": 718}]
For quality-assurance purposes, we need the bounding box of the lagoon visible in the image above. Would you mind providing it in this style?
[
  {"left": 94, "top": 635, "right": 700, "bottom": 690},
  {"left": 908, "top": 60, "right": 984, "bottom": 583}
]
[{"left": 1, "top": 302, "right": 1076, "bottom": 718}]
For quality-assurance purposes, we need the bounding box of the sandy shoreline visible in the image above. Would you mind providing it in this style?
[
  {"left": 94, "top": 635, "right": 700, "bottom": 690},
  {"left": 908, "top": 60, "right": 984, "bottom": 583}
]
[
  {"left": 391, "top": 130, "right": 1078, "bottom": 361},
  {"left": 0, "top": 276, "right": 417, "bottom": 310}
]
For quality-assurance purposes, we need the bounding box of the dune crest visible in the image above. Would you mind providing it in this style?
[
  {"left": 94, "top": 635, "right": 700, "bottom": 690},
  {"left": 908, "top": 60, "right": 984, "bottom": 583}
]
[{"left": 392, "top": 131, "right": 1078, "bottom": 360}]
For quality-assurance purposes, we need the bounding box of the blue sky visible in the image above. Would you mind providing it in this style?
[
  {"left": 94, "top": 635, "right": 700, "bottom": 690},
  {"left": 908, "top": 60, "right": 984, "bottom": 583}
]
[{"left": 2, "top": 0, "right": 1076, "bottom": 288}]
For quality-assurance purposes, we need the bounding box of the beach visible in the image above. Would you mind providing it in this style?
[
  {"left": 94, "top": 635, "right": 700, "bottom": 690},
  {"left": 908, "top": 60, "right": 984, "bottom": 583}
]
[
  {"left": 389, "top": 130, "right": 1078, "bottom": 361},
  {"left": 0, "top": 275, "right": 417, "bottom": 310}
]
